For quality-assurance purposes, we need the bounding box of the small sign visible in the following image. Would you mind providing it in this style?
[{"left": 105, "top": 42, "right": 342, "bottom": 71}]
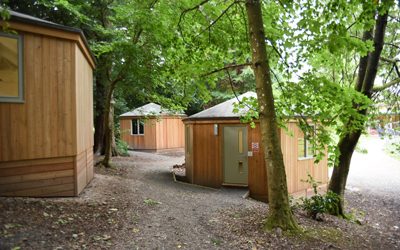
[
  {"left": 248, "top": 151, "right": 253, "bottom": 157},
  {"left": 251, "top": 142, "right": 259, "bottom": 152}
]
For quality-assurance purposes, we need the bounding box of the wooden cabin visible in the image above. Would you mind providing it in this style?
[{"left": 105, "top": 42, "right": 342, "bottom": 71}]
[
  {"left": 0, "top": 11, "right": 95, "bottom": 197},
  {"left": 120, "top": 103, "right": 186, "bottom": 151},
  {"left": 184, "top": 92, "right": 328, "bottom": 202}
]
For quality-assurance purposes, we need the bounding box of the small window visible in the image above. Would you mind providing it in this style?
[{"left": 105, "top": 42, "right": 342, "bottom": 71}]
[
  {"left": 131, "top": 119, "right": 144, "bottom": 135},
  {"left": 0, "top": 32, "right": 23, "bottom": 103},
  {"left": 298, "top": 125, "right": 315, "bottom": 159}
]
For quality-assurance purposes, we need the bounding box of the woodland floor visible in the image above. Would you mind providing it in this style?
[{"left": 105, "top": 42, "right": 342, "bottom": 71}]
[{"left": 1, "top": 148, "right": 399, "bottom": 249}]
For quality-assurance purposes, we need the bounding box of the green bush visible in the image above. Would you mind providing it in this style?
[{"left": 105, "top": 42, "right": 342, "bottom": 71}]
[
  {"left": 300, "top": 174, "right": 340, "bottom": 220},
  {"left": 116, "top": 138, "right": 129, "bottom": 156}
]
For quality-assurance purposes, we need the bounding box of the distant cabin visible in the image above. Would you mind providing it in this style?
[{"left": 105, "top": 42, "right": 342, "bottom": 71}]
[
  {"left": 120, "top": 103, "right": 186, "bottom": 151},
  {"left": 0, "top": 11, "right": 95, "bottom": 197},
  {"left": 183, "top": 92, "right": 328, "bottom": 202}
]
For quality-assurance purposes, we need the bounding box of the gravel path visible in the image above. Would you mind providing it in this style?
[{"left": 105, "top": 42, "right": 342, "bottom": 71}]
[
  {"left": 348, "top": 135, "right": 400, "bottom": 199},
  {"left": 118, "top": 150, "right": 256, "bottom": 249},
  {"left": 1, "top": 149, "right": 399, "bottom": 249}
]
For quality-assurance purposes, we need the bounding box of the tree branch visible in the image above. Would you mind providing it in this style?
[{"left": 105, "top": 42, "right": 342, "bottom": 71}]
[
  {"left": 196, "top": 1, "right": 237, "bottom": 37},
  {"left": 201, "top": 62, "right": 251, "bottom": 77},
  {"left": 380, "top": 57, "right": 400, "bottom": 64},
  {"left": 372, "top": 78, "right": 400, "bottom": 92},
  {"left": 178, "top": 0, "right": 210, "bottom": 41},
  {"left": 384, "top": 42, "right": 400, "bottom": 50},
  {"left": 225, "top": 69, "right": 257, "bottom": 112}
]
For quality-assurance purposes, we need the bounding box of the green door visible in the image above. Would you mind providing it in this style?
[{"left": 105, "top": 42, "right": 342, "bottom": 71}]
[{"left": 223, "top": 126, "right": 248, "bottom": 185}]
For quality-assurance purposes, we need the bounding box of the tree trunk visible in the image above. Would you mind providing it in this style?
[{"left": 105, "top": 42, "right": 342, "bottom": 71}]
[
  {"left": 94, "top": 55, "right": 119, "bottom": 158},
  {"left": 94, "top": 76, "right": 106, "bottom": 155},
  {"left": 328, "top": 131, "right": 362, "bottom": 216},
  {"left": 328, "top": 2, "right": 390, "bottom": 216},
  {"left": 245, "top": 0, "right": 298, "bottom": 231},
  {"left": 93, "top": 55, "right": 111, "bottom": 155},
  {"left": 101, "top": 83, "right": 118, "bottom": 168}
]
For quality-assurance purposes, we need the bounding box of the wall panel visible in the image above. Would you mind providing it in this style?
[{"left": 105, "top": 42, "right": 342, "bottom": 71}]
[
  {"left": 281, "top": 122, "right": 329, "bottom": 194},
  {"left": 247, "top": 124, "right": 268, "bottom": 202},
  {"left": 75, "top": 44, "right": 93, "bottom": 153},
  {"left": 120, "top": 118, "right": 157, "bottom": 150},
  {"left": 0, "top": 157, "right": 75, "bottom": 197},
  {"left": 192, "top": 124, "right": 222, "bottom": 188},
  {"left": 156, "top": 117, "right": 185, "bottom": 149},
  {"left": 0, "top": 33, "right": 76, "bottom": 162}
]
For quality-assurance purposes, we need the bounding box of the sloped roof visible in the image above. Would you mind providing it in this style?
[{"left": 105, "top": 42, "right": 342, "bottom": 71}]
[
  {"left": 187, "top": 91, "right": 257, "bottom": 120},
  {"left": 120, "top": 103, "right": 186, "bottom": 117}
]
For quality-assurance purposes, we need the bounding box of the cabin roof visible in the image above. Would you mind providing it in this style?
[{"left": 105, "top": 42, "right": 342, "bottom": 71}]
[
  {"left": 187, "top": 91, "right": 257, "bottom": 120},
  {"left": 7, "top": 10, "right": 95, "bottom": 65},
  {"left": 120, "top": 103, "right": 186, "bottom": 117}
]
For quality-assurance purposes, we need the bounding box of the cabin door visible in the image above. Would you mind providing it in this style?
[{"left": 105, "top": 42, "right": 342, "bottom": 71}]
[{"left": 223, "top": 126, "right": 248, "bottom": 185}]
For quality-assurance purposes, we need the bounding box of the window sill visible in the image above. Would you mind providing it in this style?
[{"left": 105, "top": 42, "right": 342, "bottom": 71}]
[
  {"left": 298, "top": 156, "right": 314, "bottom": 161},
  {"left": 131, "top": 134, "right": 145, "bottom": 136}
]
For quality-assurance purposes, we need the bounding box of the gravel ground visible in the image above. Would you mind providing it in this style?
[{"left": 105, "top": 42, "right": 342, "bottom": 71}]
[
  {"left": 1, "top": 149, "right": 399, "bottom": 249},
  {"left": 348, "top": 135, "right": 400, "bottom": 199}
]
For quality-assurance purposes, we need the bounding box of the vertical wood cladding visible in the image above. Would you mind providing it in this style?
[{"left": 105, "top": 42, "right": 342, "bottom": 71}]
[{"left": 184, "top": 120, "right": 329, "bottom": 202}]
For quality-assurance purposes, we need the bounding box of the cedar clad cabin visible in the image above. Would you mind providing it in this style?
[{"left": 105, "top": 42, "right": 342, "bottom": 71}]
[
  {"left": 120, "top": 103, "right": 186, "bottom": 151},
  {"left": 0, "top": 11, "right": 95, "bottom": 197},
  {"left": 184, "top": 92, "right": 328, "bottom": 202}
]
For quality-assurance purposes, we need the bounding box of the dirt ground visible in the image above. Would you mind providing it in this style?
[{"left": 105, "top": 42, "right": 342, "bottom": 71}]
[{"left": 1, "top": 150, "right": 399, "bottom": 249}]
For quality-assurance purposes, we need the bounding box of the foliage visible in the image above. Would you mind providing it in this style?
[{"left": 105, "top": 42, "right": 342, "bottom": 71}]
[
  {"left": 300, "top": 174, "right": 340, "bottom": 220},
  {"left": 116, "top": 139, "right": 129, "bottom": 157}
]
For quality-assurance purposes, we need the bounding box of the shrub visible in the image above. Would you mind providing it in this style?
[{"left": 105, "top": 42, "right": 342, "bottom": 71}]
[
  {"left": 116, "top": 138, "right": 129, "bottom": 156},
  {"left": 300, "top": 174, "right": 340, "bottom": 220}
]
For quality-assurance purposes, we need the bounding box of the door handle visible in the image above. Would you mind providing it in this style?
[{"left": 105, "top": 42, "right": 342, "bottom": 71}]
[{"left": 238, "top": 161, "right": 243, "bottom": 173}]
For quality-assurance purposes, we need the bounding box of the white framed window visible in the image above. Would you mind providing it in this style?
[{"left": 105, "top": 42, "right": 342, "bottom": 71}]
[
  {"left": 0, "top": 32, "right": 24, "bottom": 103},
  {"left": 131, "top": 119, "right": 144, "bottom": 135},
  {"left": 298, "top": 125, "right": 315, "bottom": 159}
]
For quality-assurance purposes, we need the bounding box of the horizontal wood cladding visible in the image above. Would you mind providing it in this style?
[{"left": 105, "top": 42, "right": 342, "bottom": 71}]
[
  {"left": 156, "top": 118, "right": 185, "bottom": 150},
  {"left": 0, "top": 33, "right": 76, "bottom": 162},
  {"left": 0, "top": 157, "right": 75, "bottom": 197}
]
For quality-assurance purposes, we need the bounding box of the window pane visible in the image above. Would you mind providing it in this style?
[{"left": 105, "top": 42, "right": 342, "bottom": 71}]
[
  {"left": 305, "top": 125, "right": 315, "bottom": 157},
  {"left": 0, "top": 35, "right": 19, "bottom": 97},
  {"left": 298, "top": 138, "right": 305, "bottom": 158},
  {"left": 139, "top": 120, "right": 144, "bottom": 134},
  {"left": 306, "top": 140, "right": 314, "bottom": 157},
  {"left": 132, "top": 119, "right": 138, "bottom": 134}
]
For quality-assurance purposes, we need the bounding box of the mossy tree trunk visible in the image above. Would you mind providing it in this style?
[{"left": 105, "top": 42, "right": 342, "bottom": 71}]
[{"left": 245, "top": 0, "right": 299, "bottom": 231}]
